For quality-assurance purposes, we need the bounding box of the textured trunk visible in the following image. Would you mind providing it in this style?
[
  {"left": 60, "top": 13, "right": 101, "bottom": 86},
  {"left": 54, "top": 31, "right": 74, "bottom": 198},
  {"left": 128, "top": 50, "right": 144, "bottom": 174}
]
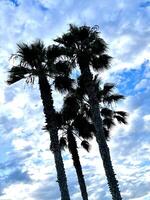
[
  {"left": 78, "top": 57, "right": 122, "bottom": 200},
  {"left": 67, "top": 131, "right": 88, "bottom": 200},
  {"left": 38, "top": 75, "right": 70, "bottom": 200}
]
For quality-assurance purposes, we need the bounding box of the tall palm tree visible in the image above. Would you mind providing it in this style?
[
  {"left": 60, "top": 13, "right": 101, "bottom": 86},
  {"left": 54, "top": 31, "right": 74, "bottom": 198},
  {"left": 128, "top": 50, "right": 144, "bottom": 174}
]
[
  {"left": 57, "top": 93, "right": 94, "bottom": 200},
  {"left": 54, "top": 25, "right": 125, "bottom": 200},
  {"left": 7, "top": 41, "right": 70, "bottom": 200},
  {"left": 58, "top": 81, "right": 127, "bottom": 200}
]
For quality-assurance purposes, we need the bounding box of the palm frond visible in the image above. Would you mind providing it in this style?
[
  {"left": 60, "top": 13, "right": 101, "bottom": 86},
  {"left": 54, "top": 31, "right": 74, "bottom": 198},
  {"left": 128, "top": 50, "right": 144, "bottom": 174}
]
[
  {"left": 104, "top": 94, "right": 125, "bottom": 104},
  {"left": 114, "top": 115, "right": 128, "bottom": 124},
  {"left": 7, "top": 74, "right": 25, "bottom": 85},
  {"left": 7, "top": 66, "right": 30, "bottom": 85},
  {"left": 73, "top": 114, "right": 94, "bottom": 139},
  {"left": 81, "top": 140, "right": 91, "bottom": 152},
  {"left": 17, "top": 43, "right": 30, "bottom": 62},
  {"left": 47, "top": 45, "right": 66, "bottom": 60},
  {"left": 54, "top": 37, "right": 65, "bottom": 45},
  {"left": 54, "top": 76, "right": 74, "bottom": 93},
  {"left": 62, "top": 95, "right": 79, "bottom": 121},
  {"left": 54, "top": 61, "right": 72, "bottom": 76},
  {"left": 54, "top": 32, "right": 75, "bottom": 48},
  {"left": 8, "top": 66, "right": 29, "bottom": 75},
  {"left": 91, "top": 38, "right": 107, "bottom": 54},
  {"left": 78, "top": 26, "right": 90, "bottom": 41},
  {"left": 103, "top": 118, "right": 115, "bottom": 129},
  {"left": 102, "top": 83, "right": 115, "bottom": 95},
  {"left": 114, "top": 111, "right": 128, "bottom": 118},
  {"left": 97, "top": 83, "right": 115, "bottom": 101},
  {"left": 101, "top": 108, "right": 113, "bottom": 118},
  {"left": 92, "top": 54, "right": 112, "bottom": 71}
]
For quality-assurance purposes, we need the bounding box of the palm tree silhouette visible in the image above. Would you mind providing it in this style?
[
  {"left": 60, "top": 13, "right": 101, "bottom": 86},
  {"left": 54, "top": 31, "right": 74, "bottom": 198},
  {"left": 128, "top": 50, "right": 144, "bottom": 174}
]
[
  {"left": 7, "top": 40, "right": 71, "bottom": 200},
  {"left": 59, "top": 80, "right": 127, "bottom": 200},
  {"left": 58, "top": 93, "right": 93, "bottom": 200},
  {"left": 54, "top": 25, "right": 125, "bottom": 200}
]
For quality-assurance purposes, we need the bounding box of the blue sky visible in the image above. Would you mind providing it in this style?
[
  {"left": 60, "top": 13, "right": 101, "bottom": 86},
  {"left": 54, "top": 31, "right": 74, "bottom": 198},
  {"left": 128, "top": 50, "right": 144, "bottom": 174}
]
[{"left": 0, "top": 0, "right": 150, "bottom": 199}]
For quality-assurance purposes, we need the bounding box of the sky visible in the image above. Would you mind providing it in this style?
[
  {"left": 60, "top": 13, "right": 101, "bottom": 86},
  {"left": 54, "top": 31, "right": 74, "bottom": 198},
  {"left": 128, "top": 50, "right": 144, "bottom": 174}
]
[{"left": 0, "top": 0, "right": 150, "bottom": 199}]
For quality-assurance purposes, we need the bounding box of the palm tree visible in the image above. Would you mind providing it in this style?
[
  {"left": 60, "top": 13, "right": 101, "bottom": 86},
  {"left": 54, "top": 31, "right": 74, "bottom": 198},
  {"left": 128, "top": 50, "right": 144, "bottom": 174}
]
[
  {"left": 54, "top": 25, "right": 125, "bottom": 200},
  {"left": 57, "top": 93, "right": 94, "bottom": 200},
  {"left": 58, "top": 81, "right": 127, "bottom": 200},
  {"left": 7, "top": 41, "right": 71, "bottom": 200}
]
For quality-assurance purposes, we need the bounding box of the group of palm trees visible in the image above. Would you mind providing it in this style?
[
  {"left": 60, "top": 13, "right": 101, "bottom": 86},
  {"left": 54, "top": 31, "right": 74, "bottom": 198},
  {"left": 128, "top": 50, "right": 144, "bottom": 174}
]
[{"left": 7, "top": 25, "right": 127, "bottom": 200}]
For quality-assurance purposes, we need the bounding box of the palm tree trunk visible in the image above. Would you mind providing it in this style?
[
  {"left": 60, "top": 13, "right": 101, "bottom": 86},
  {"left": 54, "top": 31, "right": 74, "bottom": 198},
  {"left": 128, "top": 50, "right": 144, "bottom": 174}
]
[
  {"left": 79, "top": 58, "right": 122, "bottom": 200},
  {"left": 38, "top": 75, "right": 70, "bottom": 200},
  {"left": 67, "top": 130, "right": 88, "bottom": 200}
]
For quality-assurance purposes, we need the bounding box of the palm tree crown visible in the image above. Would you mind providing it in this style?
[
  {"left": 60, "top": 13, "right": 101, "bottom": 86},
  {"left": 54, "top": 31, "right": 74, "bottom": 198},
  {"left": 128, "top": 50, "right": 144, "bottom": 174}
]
[{"left": 54, "top": 25, "right": 112, "bottom": 73}]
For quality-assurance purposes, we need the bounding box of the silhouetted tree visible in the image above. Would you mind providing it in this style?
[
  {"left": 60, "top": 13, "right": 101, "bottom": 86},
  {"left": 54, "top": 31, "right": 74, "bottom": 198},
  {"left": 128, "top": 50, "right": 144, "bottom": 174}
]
[
  {"left": 54, "top": 25, "right": 126, "bottom": 200},
  {"left": 7, "top": 41, "right": 71, "bottom": 200},
  {"left": 58, "top": 93, "right": 93, "bottom": 200},
  {"left": 59, "top": 80, "right": 127, "bottom": 200}
]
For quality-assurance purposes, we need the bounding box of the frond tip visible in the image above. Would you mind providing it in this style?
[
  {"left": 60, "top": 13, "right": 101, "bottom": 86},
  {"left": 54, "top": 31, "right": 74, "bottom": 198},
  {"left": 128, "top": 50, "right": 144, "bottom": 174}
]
[
  {"left": 103, "top": 83, "right": 115, "bottom": 95},
  {"left": 7, "top": 66, "right": 30, "bottom": 85},
  {"left": 7, "top": 74, "right": 24, "bottom": 85},
  {"left": 114, "top": 111, "right": 128, "bottom": 124},
  {"left": 114, "top": 111, "right": 128, "bottom": 117},
  {"left": 81, "top": 140, "right": 91, "bottom": 152}
]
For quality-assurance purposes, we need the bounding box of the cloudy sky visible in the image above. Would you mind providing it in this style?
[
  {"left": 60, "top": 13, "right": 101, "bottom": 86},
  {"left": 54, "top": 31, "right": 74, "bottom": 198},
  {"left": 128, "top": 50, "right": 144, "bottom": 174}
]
[{"left": 0, "top": 0, "right": 150, "bottom": 199}]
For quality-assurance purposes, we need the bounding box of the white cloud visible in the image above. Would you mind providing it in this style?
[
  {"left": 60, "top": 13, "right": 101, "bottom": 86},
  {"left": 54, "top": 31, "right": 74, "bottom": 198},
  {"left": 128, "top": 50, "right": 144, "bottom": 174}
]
[
  {"left": 1, "top": 183, "right": 34, "bottom": 200},
  {"left": 36, "top": 0, "right": 61, "bottom": 8},
  {"left": 135, "top": 78, "right": 150, "bottom": 90}
]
